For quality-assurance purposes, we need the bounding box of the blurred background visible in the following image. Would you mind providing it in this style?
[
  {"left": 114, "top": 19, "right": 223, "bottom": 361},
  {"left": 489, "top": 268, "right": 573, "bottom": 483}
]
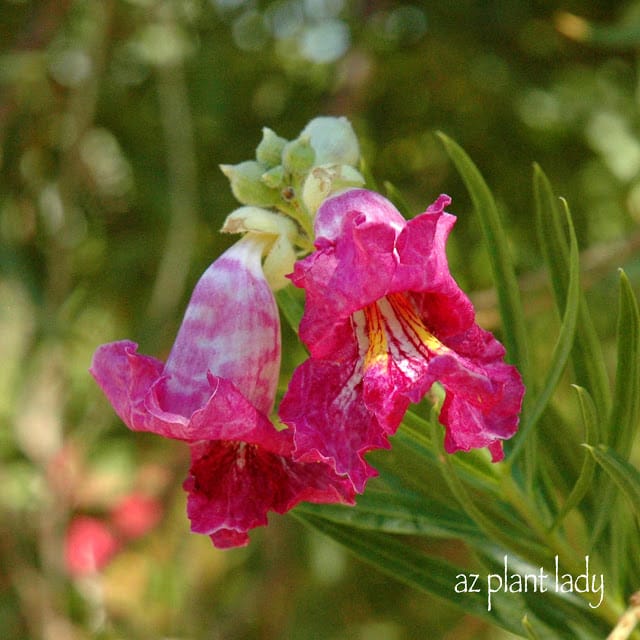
[{"left": 1, "top": 0, "right": 639, "bottom": 638}]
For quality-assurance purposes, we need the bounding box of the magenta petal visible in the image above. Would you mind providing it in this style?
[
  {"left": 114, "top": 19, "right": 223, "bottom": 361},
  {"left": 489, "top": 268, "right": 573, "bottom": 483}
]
[
  {"left": 160, "top": 375, "right": 288, "bottom": 451},
  {"left": 89, "top": 340, "right": 186, "bottom": 436},
  {"left": 292, "top": 225, "right": 399, "bottom": 359},
  {"left": 180, "top": 379, "right": 355, "bottom": 546},
  {"left": 185, "top": 434, "right": 355, "bottom": 548},
  {"left": 313, "top": 188, "right": 406, "bottom": 244},
  {"left": 280, "top": 356, "right": 390, "bottom": 493},
  {"left": 441, "top": 392, "right": 513, "bottom": 461},
  {"left": 392, "top": 196, "right": 456, "bottom": 295}
]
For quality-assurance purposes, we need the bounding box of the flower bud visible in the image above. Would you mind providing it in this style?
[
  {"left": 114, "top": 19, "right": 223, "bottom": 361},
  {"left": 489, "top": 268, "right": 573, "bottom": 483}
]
[
  {"left": 302, "top": 164, "right": 365, "bottom": 215},
  {"left": 220, "top": 161, "right": 281, "bottom": 207},
  {"left": 262, "top": 232, "right": 297, "bottom": 291},
  {"left": 282, "top": 136, "right": 315, "bottom": 175},
  {"left": 301, "top": 116, "right": 360, "bottom": 166},
  {"left": 256, "top": 127, "right": 287, "bottom": 167},
  {"left": 221, "top": 207, "right": 298, "bottom": 291},
  {"left": 261, "top": 165, "right": 285, "bottom": 189},
  {"left": 221, "top": 205, "right": 297, "bottom": 239}
]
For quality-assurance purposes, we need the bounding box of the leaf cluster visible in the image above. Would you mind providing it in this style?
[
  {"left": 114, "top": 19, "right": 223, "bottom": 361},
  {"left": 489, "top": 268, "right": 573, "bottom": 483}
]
[{"left": 278, "top": 137, "right": 640, "bottom": 639}]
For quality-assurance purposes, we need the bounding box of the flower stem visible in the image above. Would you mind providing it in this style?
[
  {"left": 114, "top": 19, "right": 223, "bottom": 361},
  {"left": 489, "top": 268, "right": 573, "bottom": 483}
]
[{"left": 607, "top": 592, "right": 640, "bottom": 640}]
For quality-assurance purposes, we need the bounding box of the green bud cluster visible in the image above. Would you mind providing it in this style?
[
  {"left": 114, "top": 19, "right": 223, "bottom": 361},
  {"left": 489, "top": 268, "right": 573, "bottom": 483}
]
[{"left": 220, "top": 116, "right": 365, "bottom": 246}]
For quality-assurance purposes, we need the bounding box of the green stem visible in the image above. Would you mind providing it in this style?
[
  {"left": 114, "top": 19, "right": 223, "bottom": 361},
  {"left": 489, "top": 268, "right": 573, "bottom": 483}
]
[{"left": 278, "top": 199, "right": 315, "bottom": 245}]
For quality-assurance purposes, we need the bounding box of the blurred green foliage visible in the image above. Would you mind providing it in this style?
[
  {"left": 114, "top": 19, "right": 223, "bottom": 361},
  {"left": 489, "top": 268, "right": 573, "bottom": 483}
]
[{"left": 1, "top": 0, "right": 639, "bottom": 638}]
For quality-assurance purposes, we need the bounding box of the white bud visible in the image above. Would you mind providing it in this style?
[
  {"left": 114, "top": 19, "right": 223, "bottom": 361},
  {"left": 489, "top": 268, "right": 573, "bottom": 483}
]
[
  {"left": 302, "top": 164, "right": 365, "bottom": 215},
  {"left": 262, "top": 232, "right": 297, "bottom": 291},
  {"left": 261, "top": 165, "right": 285, "bottom": 189},
  {"left": 281, "top": 136, "right": 315, "bottom": 174},
  {"left": 256, "top": 127, "right": 287, "bottom": 167},
  {"left": 221, "top": 207, "right": 298, "bottom": 292},
  {"left": 300, "top": 116, "right": 360, "bottom": 166},
  {"left": 221, "top": 206, "right": 297, "bottom": 239}
]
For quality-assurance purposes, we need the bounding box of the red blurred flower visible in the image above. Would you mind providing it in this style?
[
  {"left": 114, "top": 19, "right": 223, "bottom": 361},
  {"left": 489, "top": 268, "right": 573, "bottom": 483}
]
[{"left": 65, "top": 516, "right": 119, "bottom": 577}]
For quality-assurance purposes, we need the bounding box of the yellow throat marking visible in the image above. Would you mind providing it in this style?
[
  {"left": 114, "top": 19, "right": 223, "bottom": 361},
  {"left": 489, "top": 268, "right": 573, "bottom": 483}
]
[{"left": 362, "top": 292, "right": 446, "bottom": 371}]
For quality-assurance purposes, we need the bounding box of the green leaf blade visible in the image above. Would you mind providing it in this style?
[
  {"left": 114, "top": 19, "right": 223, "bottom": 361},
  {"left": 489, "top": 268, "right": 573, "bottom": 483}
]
[
  {"left": 552, "top": 386, "right": 598, "bottom": 528},
  {"left": 608, "top": 269, "right": 640, "bottom": 456},
  {"left": 509, "top": 198, "right": 580, "bottom": 461},
  {"left": 295, "top": 489, "right": 485, "bottom": 541},
  {"left": 532, "top": 164, "right": 611, "bottom": 421},
  {"left": 437, "top": 132, "right": 529, "bottom": 380},
  {"left": 586, "top": 444, "right": 640, "bottom": 524},
  {"left": 275, "top": 285, "right": 305, "bottom": 334}
]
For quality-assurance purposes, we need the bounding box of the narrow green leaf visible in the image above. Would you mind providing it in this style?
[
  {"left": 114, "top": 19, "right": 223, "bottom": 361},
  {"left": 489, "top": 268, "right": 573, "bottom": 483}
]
[
  {"left": 424, "top": 418, "right": 551, "bottom": 566},
  {"left": 509, "top": 198, "right": 580, "bottom": 463},
  {"left": 369, "top": 426, "right": 538, "bottom": 547},
  {"left": 295, "top": 488, "right": 485, "bottom": 541},
  {"left": 535, "top": 404, "right": 582, "bottom": 494},
  {"left": 478, "top": 551, "right": 609, "bottom": 639},
  {"left": 522, "top": 615, "right": 543, "bottom": 640},
  {"left": 532, "top": 164, "right": 611, "bottom": 421},
  {"left": 397, "top": 419, "right": 502, "bottom": 492},
  {"left": 437, "top": 132, "right": 529, "bottom": 378},
  {"left": 590, "top": 271, "right": 640, "bottom": 549},
  {"left": 294, "top": 513, "right": 529, "bottom": 637},
  {"left": 368, "top": 430, "right": 453, "bottom": 501},
  {"left": 551, "top": 386, "right": 598, "bottom": 529},
  {"left": 608, "top": 269, "right": 640, "bottom": 456},
  {"left": 586, "top": 444, "right": 640, "bottom": 524},
  {"left": 402, "top": 406, "right": 436, "bottom": 439},
  {"left": 275, "top": 285, "right": 305, "bottom": 334},
  {"left": 368, "top": 433, "right": 513, "bottom": 538}
]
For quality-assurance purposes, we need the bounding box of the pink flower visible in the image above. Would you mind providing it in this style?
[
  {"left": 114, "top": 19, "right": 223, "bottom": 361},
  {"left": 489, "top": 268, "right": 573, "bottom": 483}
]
[
  {"left": 65, "top": 516, "right": 119, "bottom": 576},
  {"left": 91, "top": 235, "right": 354, "bottom": 549},
  {"left": 279, "top": 189, "right": 525, "bottom": 492}
]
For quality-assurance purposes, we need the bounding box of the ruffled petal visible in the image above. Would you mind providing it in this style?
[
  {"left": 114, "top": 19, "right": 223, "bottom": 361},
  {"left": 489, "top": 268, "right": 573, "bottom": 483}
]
[
  {"left": 280, "top": 355, "right": 389, "bottom": 493},
  {"left": 292, "top": 190, "right": 405, "bottom": 359},
  {"left": 313, "top": 188, "right": 405, "bottom": 244},
  {"left": 89, "top": 340, "right": 185, "bottom": 435},
  {"left": 185, "top": 431, "right": 355, "bottom": 547},
  {"left": 293, "top": 190, "right": 477, "bottom": 357},
  {"left": 91, "top": 232, "right": 359, "bottom": 548}
]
